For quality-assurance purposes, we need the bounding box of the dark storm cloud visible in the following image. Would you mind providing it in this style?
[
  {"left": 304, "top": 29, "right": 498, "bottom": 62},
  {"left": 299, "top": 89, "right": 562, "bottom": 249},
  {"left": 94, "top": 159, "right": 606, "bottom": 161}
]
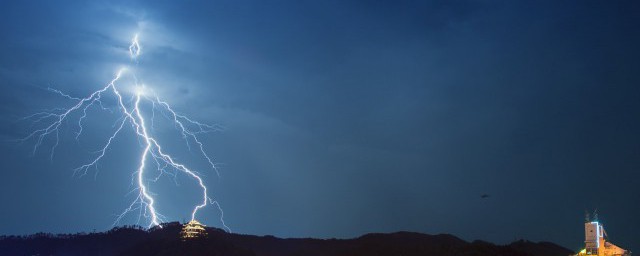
[{"left": 1, "top": 0, "right": 639, "bottom": 252}]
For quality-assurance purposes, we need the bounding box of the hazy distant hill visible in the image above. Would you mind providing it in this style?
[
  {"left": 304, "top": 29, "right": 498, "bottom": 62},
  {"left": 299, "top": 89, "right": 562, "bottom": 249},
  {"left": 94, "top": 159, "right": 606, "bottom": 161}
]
[{"left": 0, "top": 222, "right": 574, "bottom": 256}]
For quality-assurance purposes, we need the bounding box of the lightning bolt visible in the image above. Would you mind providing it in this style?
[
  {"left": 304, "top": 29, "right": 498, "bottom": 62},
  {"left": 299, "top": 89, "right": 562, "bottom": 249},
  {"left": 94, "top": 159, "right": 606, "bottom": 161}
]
[{"left": 20, "top": 34, "right": 230, "bottom": 231}]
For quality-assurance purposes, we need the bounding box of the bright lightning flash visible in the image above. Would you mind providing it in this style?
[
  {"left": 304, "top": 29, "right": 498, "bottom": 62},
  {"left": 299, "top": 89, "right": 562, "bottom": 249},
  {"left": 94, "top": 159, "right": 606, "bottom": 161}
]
[{"left": 20, "top": 34, "right": 230, "bottom": 231}]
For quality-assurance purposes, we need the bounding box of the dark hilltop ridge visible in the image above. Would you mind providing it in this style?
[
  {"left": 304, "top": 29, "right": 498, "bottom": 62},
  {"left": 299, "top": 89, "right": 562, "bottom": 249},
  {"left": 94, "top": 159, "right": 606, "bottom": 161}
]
[{"left": 0, "top": 222, "right": 574, "bottom": 256}]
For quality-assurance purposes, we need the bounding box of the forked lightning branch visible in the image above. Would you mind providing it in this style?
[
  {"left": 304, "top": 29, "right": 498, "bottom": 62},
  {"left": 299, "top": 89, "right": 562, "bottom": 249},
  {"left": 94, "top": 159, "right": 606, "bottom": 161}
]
[{"left": 20, "top": 34, "right": 229, "bottom": 231}]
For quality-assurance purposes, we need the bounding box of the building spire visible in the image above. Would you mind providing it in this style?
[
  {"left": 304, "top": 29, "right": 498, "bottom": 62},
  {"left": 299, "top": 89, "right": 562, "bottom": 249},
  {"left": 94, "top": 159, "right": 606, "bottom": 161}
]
[{"left": 585, "top": 210, "right": 590, "bottom": 223}]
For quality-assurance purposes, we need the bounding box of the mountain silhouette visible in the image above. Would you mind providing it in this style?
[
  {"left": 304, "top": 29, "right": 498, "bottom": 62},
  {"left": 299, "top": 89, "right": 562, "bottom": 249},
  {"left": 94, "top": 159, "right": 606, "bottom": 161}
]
[{"left": 0, "top": 222, "right": 574, "bottom": 256}]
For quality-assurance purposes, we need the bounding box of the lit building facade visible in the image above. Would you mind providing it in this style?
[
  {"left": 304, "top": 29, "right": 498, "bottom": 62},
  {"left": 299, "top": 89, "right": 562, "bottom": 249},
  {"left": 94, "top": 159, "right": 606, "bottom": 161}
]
[
  {"left": 180, "top": 220, "right": 207, "bottom": 240},
  {"left": 576, "top": 217, "right": 630, "bottom": 256}
]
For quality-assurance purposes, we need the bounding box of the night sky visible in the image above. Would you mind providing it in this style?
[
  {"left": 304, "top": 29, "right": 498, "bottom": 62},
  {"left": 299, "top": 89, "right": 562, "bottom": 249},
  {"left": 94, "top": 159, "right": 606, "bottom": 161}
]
[{"left": 1, "top": 0, "right": 639, "bottom": 252}]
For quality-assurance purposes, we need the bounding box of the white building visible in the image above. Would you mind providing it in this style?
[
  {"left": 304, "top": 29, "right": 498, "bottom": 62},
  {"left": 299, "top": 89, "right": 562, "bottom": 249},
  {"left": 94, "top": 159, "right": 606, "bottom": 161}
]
[
  {"left": 180, "top": 220, "right": 207, "bottom": 240},
  {"left": 576, "top": 217, "right": 630, "bottom": 256}
]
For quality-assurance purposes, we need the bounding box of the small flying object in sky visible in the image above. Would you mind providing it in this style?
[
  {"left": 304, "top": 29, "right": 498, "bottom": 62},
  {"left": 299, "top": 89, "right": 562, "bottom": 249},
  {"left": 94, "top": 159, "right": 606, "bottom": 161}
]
[{"left": 480, "top": 194, "right": 490, "bottom": 199}]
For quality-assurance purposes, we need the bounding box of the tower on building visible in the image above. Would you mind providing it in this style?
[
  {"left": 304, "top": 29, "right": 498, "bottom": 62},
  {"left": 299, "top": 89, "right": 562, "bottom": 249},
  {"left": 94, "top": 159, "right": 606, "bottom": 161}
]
[{"left": 576, "top": 213, "right": 630, "bottom": 256}]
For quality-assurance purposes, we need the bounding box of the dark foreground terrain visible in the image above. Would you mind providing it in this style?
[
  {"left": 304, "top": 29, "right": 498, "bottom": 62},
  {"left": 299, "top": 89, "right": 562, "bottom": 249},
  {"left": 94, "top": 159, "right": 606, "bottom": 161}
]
[{"left": 0, "top": 222, "right": 574, "bottom": 256}]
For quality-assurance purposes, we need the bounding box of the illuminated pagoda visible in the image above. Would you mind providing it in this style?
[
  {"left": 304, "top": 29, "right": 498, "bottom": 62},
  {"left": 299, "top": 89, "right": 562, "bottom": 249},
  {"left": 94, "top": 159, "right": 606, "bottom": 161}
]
[
  {"left": 575, "top": 213, "right": 630, "bottom": 256},
  {"left": 180, "top": 220, "right": 207, "bottom": 240}
]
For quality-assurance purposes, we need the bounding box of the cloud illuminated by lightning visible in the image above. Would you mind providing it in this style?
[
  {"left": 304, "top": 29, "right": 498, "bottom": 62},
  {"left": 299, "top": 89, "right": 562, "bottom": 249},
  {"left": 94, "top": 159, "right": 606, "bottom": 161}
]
[{"left": 20, "top": 34, "right": 230, "bottom": 231}]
